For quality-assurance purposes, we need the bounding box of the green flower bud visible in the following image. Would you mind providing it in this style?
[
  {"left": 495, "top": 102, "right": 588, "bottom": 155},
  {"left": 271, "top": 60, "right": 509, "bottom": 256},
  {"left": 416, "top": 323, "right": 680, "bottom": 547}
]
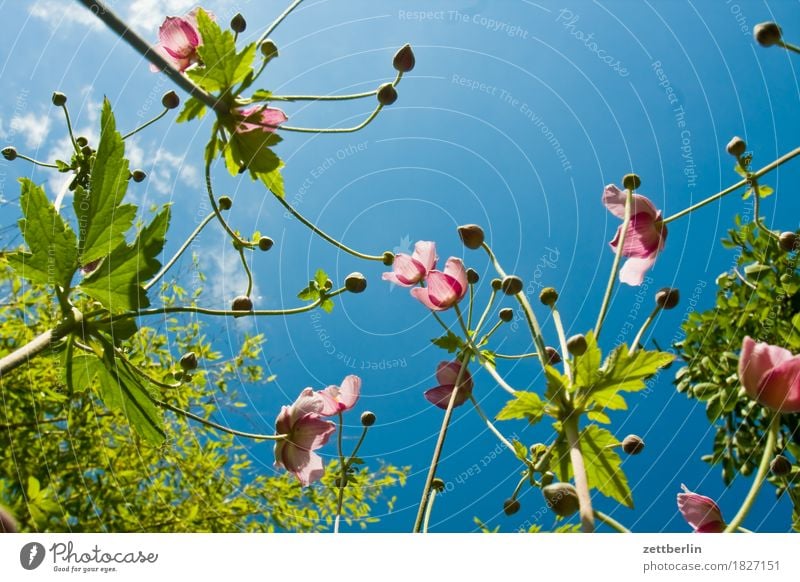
[
  {"left": 230, "top": 12, "right": 247, "bottom": 33},
  {"left": 779, "top": 232, "right": 798, "bottom": 253},
  {"left": 499, "top": 308, "right": 514, "bottom": 322},
  {"left": 540, "top": 471, "right": 555, "bottom": 487},
  {"left": 131, "top": 169, "right": 147, "bottom": 183},
  {"left": 377, "top": 83, "right": 398, "bottom": 106},
  {"left": 622, "top": 173, "right": 641, "bottom": 191},
  {"left": 52, "top": 91, "right": 67, "bottom": 106},
  {"left": 393, "top": 44, "right": 416, "bottom": 72},
  {"left": 726, "top": 136, "right": 746, "bottom": 158},
  {"left": 432, "top": 477, "right": 446, "bottom": 492},
  {"left": 1, "top": 146, "right": 17, "bottom": 161},
  {"left": 655, "top": 287, "right": 680, "bottom": 310},
  {"left": 491, "top": 278, "right": 502, "bottom": 291},
  {"left": 754, "top": 22, "right": 782, "bottom": 47},
  {"left": 260, "top": 39, "right": 279, "bottom": 60},
  {"left": 360, "top": 411, "right": 376, "bottom": 427},
  {"left": 179, "top": 351, "right": 198, "bottom": 371},
  {"left": 466, "top": 268, "right": 479, "bottom": 285},
  {"left": 566, "top": 334, "right": 587, "bottom": 356},
  {"left": 218, "top": 196, "right": 233, "bottom": 210},
  {"left": 345, "top": 272, "right": 368, "bottom": 294},
  {"left": 458, "top": 224, "right": 485, "bottom": 249},
  {"left": 770, "top": 454, "right": 792, "bottom": 477},
  {"left": 542, "top": 482, "right": 579, "bottom": 517},
  {"left": 161, "top": 91, "right": 180, "bottom": 110},
  {"left": 539, "top": 287, "right": 558, "bottom": 306},
  {"left": 500, "top": 275, "right": 523, "bottom": 295},
  {"left": 622, "top": 434, "right": 645, "bottom": 455},
  {"left": 545, "top": 346, "right": 561, "bottom": 365},
  {"left": 231, "top": 295, "right": 253, "bottom": 316},
  {"left": 503, "top": 498, "right": 521, "bottom": 516},
  {"left": 258, "top": 236, "right": 274, "bottom": 251},
  {"left": 76, "top": 136, "right": 89, "bottom": 148}
]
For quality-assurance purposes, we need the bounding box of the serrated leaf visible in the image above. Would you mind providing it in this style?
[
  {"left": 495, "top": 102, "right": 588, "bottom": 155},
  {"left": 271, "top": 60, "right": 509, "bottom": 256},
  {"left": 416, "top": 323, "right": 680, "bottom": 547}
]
[
  {"left": 314, "top": 269, "right": 329, "bottom": 289},
  {"left": 186, "top": 10, "right": 255, "bottom": 92},
  {"left": 574, "top": 330, "right": 600, "bottom": 389},
  {"left": 77, "top": 98, "right": 137, "bottom": 264},
  {"left": 544, "top": 365, "right": 569, "bottom": 402},
  {"left": 8, "top": 179, "right": 78, "bottom": 289},
  {"left": 431, "top": 331, "right": 463, "bottom": 353},
  {"left": 757, "top": 185, "right": 773, "bottom": 198},
  {"left": 587, "top": 410, "right": 611, "bottom": 424},
  {"left": 227, "top": 129, "right": 282, "bottom": 176},
  {"left": 496, "top": 391, "right": 545, "bottom": 424},
  {"left": 320, "top": 298, "right": 334, "bottom": 313},
  {"left": 479, "top": 350, "right": 496, "bottom": 366},
  {"left": 257, "top": 164, "right": 285, "bottom": 198},
  {"left": 176, "top": 97, "right": 207, "bottom": 123},
  {"left": 733, "top": 164, "right": 747, "bottom": 178},
  {"left": 511, "top": 439, "right": 528, "bottom": 462},
  {"left": 595, "top": 346, "right": 673, "bottom": 393},
  {"left": 80, "top": 205, "right": 170, "bottom": 312},
  {"left": 297, "top": 284, "right": 317, "bottom": 301}
]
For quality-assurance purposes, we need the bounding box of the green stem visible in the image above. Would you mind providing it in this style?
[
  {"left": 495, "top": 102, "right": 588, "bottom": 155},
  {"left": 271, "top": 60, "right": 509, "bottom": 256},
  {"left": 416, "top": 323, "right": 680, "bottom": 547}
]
[
  {"left": 413, "top": 351, "right": 471, "bottom": 533},
  {"left": 271, "top": 191, "right": 385, "bottom": 261},
  {"left": 663, "top": 146, "right": 800, "bottom": 224},
  {"left": 469, "top": 394, "right": 520, "bottom": 457},
  {"left": 594, "top": 510, "right": 630, "bottom": 533},
  {"left": 550, "top": 305, "right": 572, "bottom": 384},
  {"left": 247, "top": 104, "right": 384, "bottom": 134},
  {"left": 479, "top": 361, "right": 517, "bottom": 395},
  {"left": 267, "top": 90, "right": 379, "bottom": 102},
  {"left": 778, "top": 40, "right": 800, "bottom": 55},
  {"left": 238, "top": 246, "right": 254, "bottom": 297},
  {"left": 205, "top": 157, "right": 256, "bottom": 249},
  {"left": 477, "top": 320, "right": 503, "bottom": 347},
  {"left": 59, "top": 104, "right": 80, "bottom": 154},
  {"left": 144, "top": 211, "right": 216, "bottom": 292},
  {"left": 158, "top": 399, "right": 286, "bottom": 441},
  {"left": 723, "top": 414, "right": 779, "bottom": 532},
  {"left": 472, "top": 288, "right": 497, "bottom": 338},
  {"left": 121, "top": 108, "right": 168, "bottom": 140},
  {"left": 629, "top": 306, "right": 661, "bottom": 355},
  {"left": 595, "top": 186, "right": 633, "bottom": 340},
  {"left": 334, "top": 411, "right": 346, "bottom": 534},
  {"left": 13, "top": 153, "right": 59, "bottom": 169},
  {"left": 257, "top": 0, "right": 303, "bottom": 47},
  {"left": 422, "top": 488, "right": 438, "bottom": 533},
  {"left": 494, "top": 352, "right": 538, "bottom": 360},
  {"left": 467, "top": 283, "right": 475, "bottom": 331},
  {"left": 564, "top": 414, "right": 595, "bottom": 533}
]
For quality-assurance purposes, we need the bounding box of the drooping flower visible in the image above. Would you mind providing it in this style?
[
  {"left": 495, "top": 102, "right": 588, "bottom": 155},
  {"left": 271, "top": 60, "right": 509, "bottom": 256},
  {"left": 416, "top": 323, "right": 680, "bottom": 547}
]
[
  {"left": 738, "top": 336, "right": 800, "bottom": 413},
  {"left": 410, "top": 257, "right": 468, "bottom": 311},
  {"left": 676, "top": 484, "right": 726, "bottom": 533},
  {"left": 602, "top": 184, "right": 667, "bottom": 286},
  {"left": 424, "top": 361, "right": 474, "bottom": 409},
  {"left": 235, "top": 105, "right": 288, "bottom": 134},
  {"left": 151, "top": 9, "right": 212, "bottom": 73},
  {"left": 319, "top": 375, "right": 361, "bottom": 416},
  {"left": 274, "top": 388, "right": 336, "bottom": 486},
  {"left": 382, "top": 241, "right": 437, "bottom": 287}
]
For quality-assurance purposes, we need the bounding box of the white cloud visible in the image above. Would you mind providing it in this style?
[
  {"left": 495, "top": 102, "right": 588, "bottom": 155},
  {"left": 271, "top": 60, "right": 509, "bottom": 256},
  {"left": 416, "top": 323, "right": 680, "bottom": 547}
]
[
  {"left": 202, "top": 237, "right": 261, "bottom": 308},
  {"left": 124, "top": 0, "right": 198, "bottom": 32},
  {"left": 28, "top": 1, "right": 103, "bottom": 30},
  {"left": 2, "top": 112, "right": 52, "bottom": 150}
]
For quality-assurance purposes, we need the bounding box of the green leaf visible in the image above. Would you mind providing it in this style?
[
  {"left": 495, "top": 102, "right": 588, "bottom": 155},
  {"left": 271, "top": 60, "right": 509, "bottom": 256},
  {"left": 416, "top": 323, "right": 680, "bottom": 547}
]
[
  {"left": 574, "top": 330, "right": 601, "bottom": 389},
  {"left": 176, "top": 97, "right": 207, "bottom": 123},
  {"left": 297, "top": 283, "right": 317, "bottom": 301},
  {"left": 431, "top": 330, "right": 463, "bottom": 353},
  {"left": 586, "top": 410, "right": 611, "bottom": 424},
  {"left": 77, "top": 98, "right": 137, "bottom": 264},
  {"left": 742, "top": 187, "right": 754, "bottom": 200},
  {"left": 544, "top": 365, "right": 569, "bottom": 402},
  {"left": 250, "top": 89, "right": 274, "bottom": 102},
  {"left": 496, "top": 392, "right": 546, "bottom": 424},
  {"left": 589, "top": 346, "right": 674, "bottom": 395},
  {"left": 314, "top": 269, "right": 329, "bottom": 289},
  {"left": 80, "top": 205, "right": 171, "bottom": 312},
  {"left": 186, "top": 10, "right": 255, "bottom": 92},
  {"left": 7, "top": 179, "right": 78, "bottom": 289},
  {"left": 479, "top": 350, "right": 496, "bottom": 366},
  {"left": 511, "top": 439, "right": 528, "bottom": 462},
  {"left": 320, "top": 298, "right": 334, "bottom": 313},
  {"left": 757, "top": 185, "right": 773, "bottom": 198},
  {"left": 257, "top": 164, "right": 285, "bottom": 198},
  {"left": 733, "top": 164, "right": 747, "bottom": 178},
  {"left": 227, "top": 129, "right": 282, "bottom": 174}
]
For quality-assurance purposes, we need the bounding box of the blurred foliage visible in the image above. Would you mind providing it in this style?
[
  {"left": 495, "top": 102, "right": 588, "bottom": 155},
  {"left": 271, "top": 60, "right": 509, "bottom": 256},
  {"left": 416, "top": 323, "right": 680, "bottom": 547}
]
[
  {"left": 0, "top": 266, "right": 406, "bottom": 532},
  {"left": 675, "top": 216, "right": 800, "bottom": 530}
]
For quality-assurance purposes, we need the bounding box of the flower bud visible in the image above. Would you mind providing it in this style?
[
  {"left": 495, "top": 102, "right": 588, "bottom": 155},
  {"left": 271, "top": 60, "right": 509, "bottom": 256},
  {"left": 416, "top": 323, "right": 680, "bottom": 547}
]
[
  {"left": 161, "top": 90, "right": 180, "bottom": 110},
  {"left": 781, "top": 273, "right": 793, "bottom": 286},
  {"left": 52, "top": 91, "right": 67, "bottom": 106},
  {"left": 655, "top": 287, "right": 680, "bottom": 310},
  {"left": 345, "top": 272, "right": 368, "bottom": 294},
  {"left": 500, "top": 275, "right": 523, "bottom": 295},
  {"left": 726, "top": 136, "right": 746, "bottom": 158},
  {"left": 779, "top": 232, "right": 798, "bottom": 252},
  {"left": 457, "top": 224, "right": 485, "bottom": 249},
  {"left": 621, "top": 434, "right": 645, "bottom": 455},
  {"left": 179, "top": 351, "right": 198, "bottom": 371},
  {"left": 499, "top": 307, "right": 514, "bottom": 322},
  {"left": 770, "top": 454, "right": 792, "bottom": 477},
  {"left": 542, "top": 482, "right": 579, "bottom": 517},
  {"left": 466, "top": 268, "right": 479, "bottom": 285},
  {"left": 230, "top": 12, "right": 247, "bottom": 33},
  {"left": 231, "top": 295, "right": 253, "bottom": 316},
  {"left": 218, "top": 196, "right": 233, "bottom": 210},
  {"left": 432, "top": 477, "right": 445, "bottom": 492},
  {"left": 503, "top": 498, "right": 521, "bottom": 516},
  {"left": 539, "top": 287, "right": 558, "bottom": 306},
  {"left": 491, "top": 278, "right": 502, "bottom": 291},
  {"left": 260, "top": 39, "right": 279, "bottom": 60},
  {"left": 754, "top": 22, "right": 782, "bottom": 47},
  {"left": 0, "top": 505, "right": 17, "bottom": 533},
  {"left": 76, "top": 136, "right": 89, "bottom": 147},
  {"left": 253, "top": 237, "right": 272, "bottom": 252},
  {"left": 131, "top": 169, "right": 147, "bottom": 182},
  {"left": 566, "top": 334, "right": 587, "bottom": 356},
  {"left": 377, "top": 83, "right": 398, "bottom": 106},
  {"left": 1, "top": 146, "right": 17, "bottom": 161},
  {"left": 545, "top": 346, "right": 561, "bottom": 365},
  {"left": 382, "top": 251, "right": 395, "bottom": 266},
  {"left": 622, "top": 173, "right": 641, "bottom": 191},
  {"left": 393, "top": 44, "right": 416, "bottom": 72},
  {"left": 360, "top": 411, "right": 376, "bottom": 427},
  {"left": 540, "top": 471, "right": 555, "bottom": 487}
]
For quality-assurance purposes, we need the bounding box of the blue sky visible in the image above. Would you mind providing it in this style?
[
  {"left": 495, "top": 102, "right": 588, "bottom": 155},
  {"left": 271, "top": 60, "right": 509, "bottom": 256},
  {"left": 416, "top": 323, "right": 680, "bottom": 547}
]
[{"left": 1, "top": 0, "right": 799, "bottom": 533}]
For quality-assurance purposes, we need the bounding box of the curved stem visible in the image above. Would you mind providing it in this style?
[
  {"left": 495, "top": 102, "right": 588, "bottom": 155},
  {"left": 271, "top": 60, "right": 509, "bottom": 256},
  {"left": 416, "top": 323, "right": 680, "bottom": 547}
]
[
  {"left": 0, "top": 310, "right": 82, "bottom": 378},
  {"left": 564, "top": 414, "right": 595, "bottom": 533},
  {"left": 550, "top": 305, "right": 572, "bottom": 384},
  {"left": 778, "top": 40, "right": 800, "bottom": 55},
  {"left": 267, "top": 90, "right": 379, "bottom": 102},
  {"left": 238, "top": 246, "right": 254, "bottom": 297},
  {"left": 257, "top": 0, "right": 303, "bottom": 48},
  {"left": 205, "top": 158, "right": 256, "bottom": 249},
  {"left": 477, "top": 320, "right": 503, "bottom": 347},
  {"left": 158, "top": 399, "right": 286, "bottom": 441},
  {"left": 271, "top": 191, "right": 385, "bottom": 261},
  {"left": 663, "top": 146, "right": 800, "bottom": 224},
  {"left": 472, "top": 289, "right": 497, "bottom": 338},
  {"left": 413, "top": 351, "right": 471, "bottom": 533},
  {"left": 723, "top": 414, "right": 779, "bottom": 532},
  {"left": 469, "top": 394, "right": 519, "bottom": 456},
  {"left": 594, "top": 510, "right": 630, "bottom": 533},
  {"left": 422, "top": 488, "right": 438, "bottom": 533},
  {"left": 479, "top": 362, "right": 517, "bottom": 396},
  {"left": 59, "top": 104, "right": 80, "bottom": 154},
  {"left": 12, "top": 153, "right": 60, "bottom": 169},
  {"left": 494, "top": 352, "right": 538, "bottom": 360},
  {"left": 144, "top": 211, "right": 216, "bottom": 292},
  {"left": 247, "top": 104, "right": 385, "bottom": 134},
  {"left": 629, "top": 306, "right": 661, "bottom": 355},
  {"left": 121, "top": 108, "right": 168, "bottom": 140},
  {"left": 595, "top": 187, "right": 632, "bottom": 340}
]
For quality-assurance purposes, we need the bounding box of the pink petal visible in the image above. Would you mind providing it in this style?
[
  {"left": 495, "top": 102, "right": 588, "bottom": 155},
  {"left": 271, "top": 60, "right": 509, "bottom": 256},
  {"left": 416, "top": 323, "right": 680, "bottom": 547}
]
[
  {"left": 410, "top": 287, "right": 441, "bottom": 311},
  {"left": 337, "top": 375, "right": 361, "bottom": 411},
  {"left": 424, "top": 384, "right": 470, "bottom": 409},
  {"left": 609, "top": 213, "right": 662, "bottom": 258},
  {"left": 236, "top": 106, "right": 288, "bottom": 133},
  {"left": 279, "top": 442, "right": 325, "bottom": 486},
  {"left": 158, "top": 17, "right": 199, "bottom": 58},
  {"left": 619, "top": 256, "right": 657, "bottom": 286},
  {"left": 425, "top": 270, "right": 462, "bottom": 309},
  {"left": 739, "top": 337, "right": 795, "bottom": 406},
  {"left": 443, "top": 258, "right": 468, "bottom": 299},
  {"left": 602, "top": 184, "right": 659, "bottom": 220},
  {"left": 292, "top": 414, "right": 336, "bottom": 451},
  {"left": 295, "top": 450, "right": 326, "bottom": 486},
  {"left": 435, "top": 361, "right": 473, "bottom": 391},
  {"left": 275, "top": 405, "right": 292, "bottom": 435},
  {"left": 412, "top": 241, "right": 438, "bottom": 273},
  {"left": 756, "top": 354, "right": 800, "bottom": 413},
  {"left": 677, "top": 486, "right": 725, "bottom": 532},
  {"left": 317, "top": 389, "right": 340, "bottom": 416},
  {"left": 383, "top": 253, "right": 425, "bottom": 286},
  {"left": 289, "top": 387, "right": 324, "bottom": 423}
]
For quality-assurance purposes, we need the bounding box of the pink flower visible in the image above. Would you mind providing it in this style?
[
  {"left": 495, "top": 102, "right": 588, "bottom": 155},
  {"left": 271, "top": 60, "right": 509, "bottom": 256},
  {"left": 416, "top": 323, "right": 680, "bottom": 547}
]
[
  {"left": 151, "top": 9, "right": 212, "bottom": 73},
  {"left": 738, "top": 336, "right": 800, "bottom": 413},
  {"left": 410, "top": 257, "right": 468, "bottom": 311},
  {"left": 603, "top": 184, "right": 667, "bottom": 286},
  {"left": 235, "top": 105, "right": 288, "bottom": 133},
  {"left": 677, "top": 484, "right": 726, "bottom": 533},
  {"left": 424, "top": 361, "right": 474, "bottom": 409},
  {"left": 382, "top": 241, "right": 437, "bottom": 287},
  {"left": 274, "top": 388, "right": 336, "bottom": 486},
  {"left": 319, "top": 375, "right": 361, "bottom": 416}
]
